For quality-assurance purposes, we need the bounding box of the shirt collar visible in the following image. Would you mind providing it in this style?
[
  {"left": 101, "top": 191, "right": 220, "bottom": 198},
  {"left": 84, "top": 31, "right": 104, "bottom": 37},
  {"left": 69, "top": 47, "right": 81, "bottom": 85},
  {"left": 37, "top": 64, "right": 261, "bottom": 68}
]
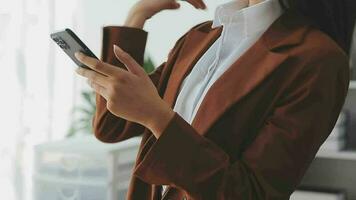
[{"left": 212, "top": 0, "right": 283, "bottom": 37}]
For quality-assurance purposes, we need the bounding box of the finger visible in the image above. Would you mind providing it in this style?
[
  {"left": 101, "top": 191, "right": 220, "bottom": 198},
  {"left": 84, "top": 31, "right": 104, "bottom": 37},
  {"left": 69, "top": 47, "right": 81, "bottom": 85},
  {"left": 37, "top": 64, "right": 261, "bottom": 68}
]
[
  {"left": 75, "top": 67, "right": 110, "bottom": 87},
  {"left": 184, "top": 0, "right": 206, "bottom": 9},
  {"left": 75, "top": 52, "right": 117, "bottom": 76},
  {"left": 87, "top": 79, "right": 110, "bottom": 100},
  {"left": 113, "top": 45, "right": 146, "bottom": 76},
  {"left": 165, "top": 1, "right": 180, "bottom": 10}
]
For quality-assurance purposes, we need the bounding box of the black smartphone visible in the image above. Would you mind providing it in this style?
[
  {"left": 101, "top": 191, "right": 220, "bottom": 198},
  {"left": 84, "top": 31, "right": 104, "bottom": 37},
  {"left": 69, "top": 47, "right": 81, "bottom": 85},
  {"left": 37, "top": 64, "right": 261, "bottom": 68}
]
[{"left": 50, "top": 28, "right": 98, "bottom": 69}]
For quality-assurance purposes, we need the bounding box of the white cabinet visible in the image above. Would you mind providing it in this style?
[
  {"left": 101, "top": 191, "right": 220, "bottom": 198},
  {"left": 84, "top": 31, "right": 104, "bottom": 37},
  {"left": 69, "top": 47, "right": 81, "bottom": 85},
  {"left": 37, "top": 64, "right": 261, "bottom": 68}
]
[{"left": 33, "top": 136, "right": 141, "bottom": 200}]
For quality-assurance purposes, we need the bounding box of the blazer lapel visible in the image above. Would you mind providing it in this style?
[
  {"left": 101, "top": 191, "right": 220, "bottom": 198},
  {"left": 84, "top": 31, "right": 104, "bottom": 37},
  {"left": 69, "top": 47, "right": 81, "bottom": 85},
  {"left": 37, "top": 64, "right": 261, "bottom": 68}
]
[
  {"left": 159, "top": 10, "right": 311, "bottom": 137},
  {"left": 163, "top": 27, "right": 223, "bottom": 107},
  {"left": 190, "top": 10, "right": 312, "bottom": 135},
  {"left": 191, "top": 42, "right": 288, "bottom": 135}
]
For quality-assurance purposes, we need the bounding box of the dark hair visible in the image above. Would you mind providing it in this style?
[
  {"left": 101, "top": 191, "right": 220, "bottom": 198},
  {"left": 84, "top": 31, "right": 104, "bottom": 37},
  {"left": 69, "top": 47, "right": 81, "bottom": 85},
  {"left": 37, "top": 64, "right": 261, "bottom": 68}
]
[{"left": 279, "top": 0, "right": 356, "bottom": 55}]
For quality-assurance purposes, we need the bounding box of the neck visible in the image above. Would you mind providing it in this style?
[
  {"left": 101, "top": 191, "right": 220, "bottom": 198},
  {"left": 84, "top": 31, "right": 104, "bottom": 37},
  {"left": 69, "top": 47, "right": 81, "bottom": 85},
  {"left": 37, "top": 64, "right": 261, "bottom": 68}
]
[{"left": 249, "top": 0, "right": 264, "bottom": 6}]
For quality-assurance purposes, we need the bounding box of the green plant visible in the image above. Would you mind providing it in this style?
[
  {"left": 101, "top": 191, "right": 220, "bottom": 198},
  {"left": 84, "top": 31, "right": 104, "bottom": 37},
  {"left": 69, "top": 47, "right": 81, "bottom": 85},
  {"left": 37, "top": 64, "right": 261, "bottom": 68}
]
[
  {"left": 143, "top": 56, "right": 155, "bottom": 74},
  {"left": 67, "top": 90, "right": 96, "bottom": 137},
  {"left": 67, "top": 56, "right": 156, "bottom": 138}
]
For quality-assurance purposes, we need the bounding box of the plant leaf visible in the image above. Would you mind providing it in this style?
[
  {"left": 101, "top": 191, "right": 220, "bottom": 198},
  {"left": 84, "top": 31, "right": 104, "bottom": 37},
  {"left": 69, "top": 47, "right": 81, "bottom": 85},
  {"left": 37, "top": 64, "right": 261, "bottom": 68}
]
[{"left": 143, "top": 57, "right": 155, "bottom": 73}]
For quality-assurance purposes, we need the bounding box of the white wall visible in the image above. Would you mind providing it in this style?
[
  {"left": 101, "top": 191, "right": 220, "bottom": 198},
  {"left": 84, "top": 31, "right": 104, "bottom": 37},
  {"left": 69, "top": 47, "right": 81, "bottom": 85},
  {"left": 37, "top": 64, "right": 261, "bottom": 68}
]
[{"left": 76, "top": 0, "right": 232, "bottom": 65}]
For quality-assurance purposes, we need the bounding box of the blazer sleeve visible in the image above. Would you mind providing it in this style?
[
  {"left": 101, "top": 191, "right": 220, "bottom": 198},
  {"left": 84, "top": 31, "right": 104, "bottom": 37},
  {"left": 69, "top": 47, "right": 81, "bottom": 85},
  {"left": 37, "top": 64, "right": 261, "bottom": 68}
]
[
  {"left": 93, "top": 26, "right": 154, "bottom": 143},
  {"left": 93, "top": 26, "right": 187, "bottom": 143},
  {"left": 132, "top": 50, "right": 350, "bottom": 199}
]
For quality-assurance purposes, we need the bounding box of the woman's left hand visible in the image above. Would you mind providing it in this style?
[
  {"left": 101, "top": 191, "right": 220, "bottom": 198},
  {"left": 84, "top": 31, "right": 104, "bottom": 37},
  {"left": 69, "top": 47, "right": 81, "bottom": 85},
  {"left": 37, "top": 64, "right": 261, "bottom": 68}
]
[{"left": 74, "top": 45, "right": 174, "bottom": 138}]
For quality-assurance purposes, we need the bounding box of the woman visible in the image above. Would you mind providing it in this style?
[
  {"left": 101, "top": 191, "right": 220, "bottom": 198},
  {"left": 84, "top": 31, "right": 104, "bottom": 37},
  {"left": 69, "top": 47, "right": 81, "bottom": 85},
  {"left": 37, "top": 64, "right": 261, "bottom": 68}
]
[{"left": 74, "top": 0, "right": 353, "bottom": 199}]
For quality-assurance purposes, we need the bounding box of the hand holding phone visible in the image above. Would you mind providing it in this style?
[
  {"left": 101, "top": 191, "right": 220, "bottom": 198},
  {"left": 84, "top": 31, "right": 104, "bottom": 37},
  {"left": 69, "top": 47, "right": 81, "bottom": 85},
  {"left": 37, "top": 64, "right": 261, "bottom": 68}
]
[{"left": 51, "top": 28, "right": 97, "bottom": 69}]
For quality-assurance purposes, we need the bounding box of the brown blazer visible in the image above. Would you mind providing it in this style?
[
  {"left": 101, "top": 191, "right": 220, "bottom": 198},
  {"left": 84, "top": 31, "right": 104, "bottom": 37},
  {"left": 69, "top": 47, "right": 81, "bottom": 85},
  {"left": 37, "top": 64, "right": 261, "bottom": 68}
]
[{"left": 94, "top": 10, "right": 350, "bottom": 200}]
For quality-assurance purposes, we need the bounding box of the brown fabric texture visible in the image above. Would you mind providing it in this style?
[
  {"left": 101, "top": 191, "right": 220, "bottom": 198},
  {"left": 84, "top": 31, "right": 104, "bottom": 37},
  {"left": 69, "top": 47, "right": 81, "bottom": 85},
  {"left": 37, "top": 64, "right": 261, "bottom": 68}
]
[{"left": 93, "top": 9, "right": 350, "bottom": 200}]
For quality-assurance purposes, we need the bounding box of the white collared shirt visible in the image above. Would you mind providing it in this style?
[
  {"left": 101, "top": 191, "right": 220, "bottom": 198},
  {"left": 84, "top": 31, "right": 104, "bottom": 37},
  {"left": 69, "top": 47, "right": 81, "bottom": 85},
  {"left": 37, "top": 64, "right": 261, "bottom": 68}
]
[{"left": 162, "top": 0, "right": 283, "bottom": 196}]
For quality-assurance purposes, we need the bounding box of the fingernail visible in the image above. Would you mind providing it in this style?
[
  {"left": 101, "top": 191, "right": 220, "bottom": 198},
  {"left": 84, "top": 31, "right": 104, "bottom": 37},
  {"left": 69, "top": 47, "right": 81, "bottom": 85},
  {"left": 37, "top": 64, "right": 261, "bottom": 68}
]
[
  {"left": 75, "top": 67, "right": 82, "bottom": 74},
  {"left": 75, "top": 52, "right": 84, "bottom": 60},
  {"left": 113, "top": 45, "right": 123, "bottom": 53}
]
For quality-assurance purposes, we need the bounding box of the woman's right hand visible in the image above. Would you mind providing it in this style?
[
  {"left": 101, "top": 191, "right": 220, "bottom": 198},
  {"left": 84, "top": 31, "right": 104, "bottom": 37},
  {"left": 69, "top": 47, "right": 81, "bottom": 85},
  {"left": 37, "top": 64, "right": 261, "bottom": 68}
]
[{"left": 124, "top": 0, "right": 206, "bottom": 29}]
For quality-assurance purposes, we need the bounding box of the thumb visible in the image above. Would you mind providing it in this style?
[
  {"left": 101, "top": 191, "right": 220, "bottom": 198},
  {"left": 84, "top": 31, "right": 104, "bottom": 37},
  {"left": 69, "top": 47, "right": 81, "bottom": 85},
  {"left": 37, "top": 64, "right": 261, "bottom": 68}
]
[
  {"left": 165, "top": 2, "right": 180, "bottom": 10},
  {"left": 185, "top": 0, "right": 206, "bottom": 9},
  {"left": 113, "top": 45, "right": 145, "bottom": 76}
]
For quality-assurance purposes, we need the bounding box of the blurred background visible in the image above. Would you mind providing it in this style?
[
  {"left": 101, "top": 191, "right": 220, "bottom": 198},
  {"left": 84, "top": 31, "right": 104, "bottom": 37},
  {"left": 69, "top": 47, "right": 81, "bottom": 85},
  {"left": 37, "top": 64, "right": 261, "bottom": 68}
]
[{"left": 0, "top": 0, "right": 355, "bottom": 200}]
